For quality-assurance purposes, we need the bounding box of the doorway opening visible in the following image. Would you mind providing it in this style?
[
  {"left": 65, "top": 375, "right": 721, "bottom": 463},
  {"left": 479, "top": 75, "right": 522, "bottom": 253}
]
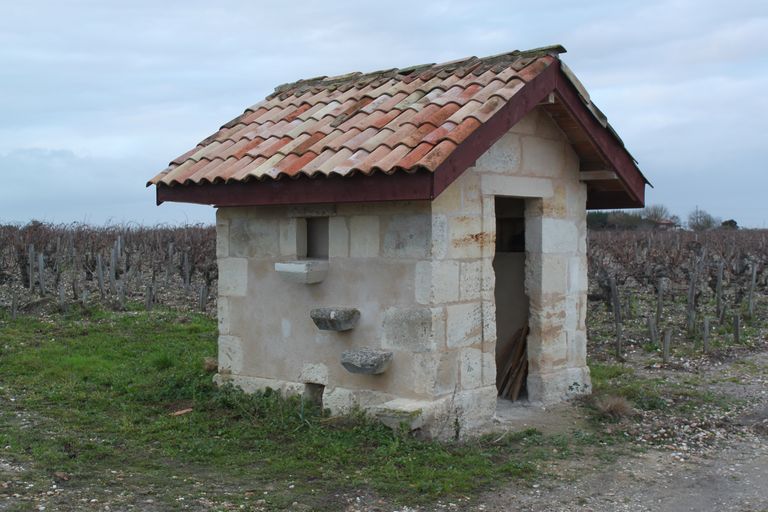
[{"left": 493, "top": 197, "right": 529, "bottom": 401}]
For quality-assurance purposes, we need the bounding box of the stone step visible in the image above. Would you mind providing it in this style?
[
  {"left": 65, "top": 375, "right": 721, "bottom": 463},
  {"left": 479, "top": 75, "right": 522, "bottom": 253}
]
[
  {"left": 340, "top": 348, "right": 392, "bottom": 375},
  {"left": 310, "top": 307, "right": 360, "bottom": 331}
]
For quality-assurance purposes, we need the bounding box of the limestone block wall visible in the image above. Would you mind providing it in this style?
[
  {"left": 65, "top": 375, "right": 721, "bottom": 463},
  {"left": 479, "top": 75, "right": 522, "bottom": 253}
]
[
  {"left": 424, "top": 106, "right": 590, "bottom": 406},
  {"left": 214, "top": 105, "right": 590, "bottom": 435},
  {"left": 216, "top": 201, "right": 451, "bottom": 413}
]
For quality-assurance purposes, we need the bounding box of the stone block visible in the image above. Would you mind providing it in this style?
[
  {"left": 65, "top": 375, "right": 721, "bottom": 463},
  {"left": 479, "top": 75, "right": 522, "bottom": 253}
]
[
  {"left": 432, "top": 179, "right": 461, "bottom": 214},
  {"left": 474, "top": 133, "right": 521, "bottom": 173},
  {"left": 568, "top": 255, "right": 588, "bottom": 294},
  {"left": 538, "top": 254, "right": 568, "bottom": 296},
  {"left": 413, "top": 350, "right": 457, "bottom": 396},
  {"left": 447, "top": 215, "right": 483, "bottom": 259},
  {"left": 481, "top": 257, "right": 495, "bottom": 299},
  {"left": 430, "top": 214, "right": 448, "bottom": 259},
  {"left": 274, "top": 260, "right": 329, "bottom": 284},
  {"left": 341, "top": 348, "right": 393, "bottom": 375},
  {"left": 323, "top": 387, "right": 392, "bottom": 415},
  {"left": 541, "top": 182, "right": 568, "bottom": 219},
  {"left": 214, "top": 373, "right": 306, "bottom": 397},
  {"left": 349, "top": 216, "right": 380, "bottom": 257},
  {"left": 372, "top": 398, "right": 430, "bottom": 431},
  {"left": 521, "top": 136, "right": 565, "bottom": 178},
  {"left": 459, "top": 260, "right": 482, "bottom": 301},
  {"left": 218, "top": 335, "right": 243, "bottom": 374},
  {"left": 528, "top": 330, "right": 568, "bottom": 374},
  {"left": 481, "top": 300, "right": 497, "bottom": 346},
  {"left": 382, "top": 214, "right": 430, "bottom": 258},
  {"left": 567, "top": 330, "right": 587, "bottom": 367},
  {"left": 217, "top": 297, "right": 230, "bottom": 335},
  {"left": 310, "top": 307, "right": 360, "bottom": 331},
  {"left": 446, "top": 302, "right": 482, "bottom": 348},
  {"left": 509, "top": 109, "right": 539, "bottom": 135},
  {"left": 460, "top": 348, "right": 482, "bottom": 389},
  {"left": 460, "top": 171, "right": 482, "bottom": 214},
  {"left": 415, "top": 260, "right": 459, "bottom": 305},
  {"left": 298, "top": 363, "right": 329, "bottom": 385},
  {"left": 479, "top": 174, "right": 554, "bottom": 199},
  {"left": 218, "top": 258, "right": 248, "bottom": 297},
  {"left": 526, "top": 366, "right": 591, "bottom": 405},
  {"left": 328, "top": 216, "right": 349, "bottom": 257},
  {"left": 453, "top": 386, "right": 497, "bottom": 434},
  {"left": 381, "top": 307, "right": 442, "bottom": 353},
  {"left": 372, "top": 386, "right": 497, "bottom": 439},
  {"left": 279, "top": 218, "right": 307, "bottom": 257},
  {"left": 216, "top": 218, "right": 229, "bottom": 258},
  {"left": 228, "top": 216, "right": 280, "bottom": 258},
  {"left": 481, "top": 351, "right": 497, "bottom": 387},
  {"left": 564, "top": 143, "right": 580, "bottom": 175},
  {"left": 533, "top": 218, "right": 579, "bottom": 254}
]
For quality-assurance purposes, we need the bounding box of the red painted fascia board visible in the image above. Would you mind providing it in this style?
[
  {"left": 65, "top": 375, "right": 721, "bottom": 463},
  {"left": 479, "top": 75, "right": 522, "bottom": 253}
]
[
  {"left": 156, "top": 170, "right": 434, "bottom": 207},
  {"left": 552, "top": 66, "right": 646, "bottom": 207},
  {"left": 431, "top": 60, "right": 646, "bottom": 208},
  {"left": 431, "top": 60, "right": 559, "bottom": 197}
]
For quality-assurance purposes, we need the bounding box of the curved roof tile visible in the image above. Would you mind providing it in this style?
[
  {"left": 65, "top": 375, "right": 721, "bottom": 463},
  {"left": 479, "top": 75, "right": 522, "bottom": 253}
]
[{"left": 149, "top": 47, "right": 566, "bottom": 186}]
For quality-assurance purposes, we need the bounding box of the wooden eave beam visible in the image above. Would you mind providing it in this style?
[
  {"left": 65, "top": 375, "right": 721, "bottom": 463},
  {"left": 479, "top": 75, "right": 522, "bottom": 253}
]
[{"left": 579, "top": 170, "right": 618, "bottom": 181}]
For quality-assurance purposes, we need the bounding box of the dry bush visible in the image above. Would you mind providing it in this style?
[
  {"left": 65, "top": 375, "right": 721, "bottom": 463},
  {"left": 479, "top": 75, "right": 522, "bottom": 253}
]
[{"left": 594, "top": 395, "right": 635, "bottom": 421}]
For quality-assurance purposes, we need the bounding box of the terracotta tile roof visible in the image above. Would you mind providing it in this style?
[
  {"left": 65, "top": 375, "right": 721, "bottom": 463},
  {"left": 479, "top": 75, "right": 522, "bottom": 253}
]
[{"left": 149, "top": 46, "right": 566, "bottom": 187}]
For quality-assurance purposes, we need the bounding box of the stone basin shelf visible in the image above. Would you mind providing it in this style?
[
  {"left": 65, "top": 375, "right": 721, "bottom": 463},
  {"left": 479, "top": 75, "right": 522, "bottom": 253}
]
[
  {"left": 341, "top": 348, "right": 393, "bottom": 375},
  {"left": 274, "top": 260, "right": 329, "bottom": 284},
  {"left": 310, "top": 307, "right": 360, "bottom": 331}
]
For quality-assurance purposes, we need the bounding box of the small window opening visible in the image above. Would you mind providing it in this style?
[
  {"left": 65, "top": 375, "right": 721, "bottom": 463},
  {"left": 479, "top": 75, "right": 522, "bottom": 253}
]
[
  {"left": 306, "top": 217, "right": 329, "bottom": 259},
  {"left": 303, "top": 383, "right": 325, "bottom": 409}
]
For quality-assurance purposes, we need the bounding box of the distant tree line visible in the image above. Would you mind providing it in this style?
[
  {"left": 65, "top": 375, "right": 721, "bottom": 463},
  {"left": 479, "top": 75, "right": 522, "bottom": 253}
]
[{"left": 588, "top": 204, "right": 738, "bottom": 231}]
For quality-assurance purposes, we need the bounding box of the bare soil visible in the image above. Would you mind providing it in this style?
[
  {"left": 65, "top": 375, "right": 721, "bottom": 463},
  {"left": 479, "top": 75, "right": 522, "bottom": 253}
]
[{"left": 347, "top": 350, "right": 768, "bottom": 512}]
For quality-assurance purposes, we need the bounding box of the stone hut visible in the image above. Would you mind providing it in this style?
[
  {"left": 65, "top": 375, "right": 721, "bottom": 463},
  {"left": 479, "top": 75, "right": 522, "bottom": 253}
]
[{"left": 148, "top": 46, "right": 647, "bottom": 437}]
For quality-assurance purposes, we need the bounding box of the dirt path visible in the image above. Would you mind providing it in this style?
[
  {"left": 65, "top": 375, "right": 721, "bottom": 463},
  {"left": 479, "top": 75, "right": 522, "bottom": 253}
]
[
  {"left": 472, "top": 353, "right": 768, "bottom": 512},
  {"left": 474, "top": 434, "right": 768, "bottom": 512}
]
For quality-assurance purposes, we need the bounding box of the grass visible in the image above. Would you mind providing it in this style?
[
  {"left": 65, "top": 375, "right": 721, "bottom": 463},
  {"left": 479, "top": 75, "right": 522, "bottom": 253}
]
[
  {"left": 589, "top": 360, "right": 737, "bottom": 416},
  {"left": 0, "top": 307, "right": 614, "bottom": 510}
]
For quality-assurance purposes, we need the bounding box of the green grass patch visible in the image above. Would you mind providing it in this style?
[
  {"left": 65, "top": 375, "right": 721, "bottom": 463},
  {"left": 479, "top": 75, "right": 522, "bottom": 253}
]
[
  {"left": 0, "top": 309, "right": 611, "bottom": 509},
  {"left": 589, "top": 359, "right": 735, "bottom": 416}
]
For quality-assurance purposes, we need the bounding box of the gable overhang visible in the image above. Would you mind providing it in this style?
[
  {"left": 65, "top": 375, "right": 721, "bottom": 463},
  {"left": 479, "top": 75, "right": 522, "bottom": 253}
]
[{"left": 156, "top": 61, "right": 647, "bottom": 210}]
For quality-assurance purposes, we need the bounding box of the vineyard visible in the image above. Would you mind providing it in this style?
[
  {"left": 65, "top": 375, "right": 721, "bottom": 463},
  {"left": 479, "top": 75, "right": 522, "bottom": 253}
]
[
  {"left": 588, "top": 228, "right": 767, "bottom": 362},
  {"left": 0, "top": 222, "right": 216, "bottom": 316},
  {"left": 1, "top": 222, "right": 766, "bottom": 356},
  {"left": 1, "top": 222, "right": 767, "bottom": 510}
]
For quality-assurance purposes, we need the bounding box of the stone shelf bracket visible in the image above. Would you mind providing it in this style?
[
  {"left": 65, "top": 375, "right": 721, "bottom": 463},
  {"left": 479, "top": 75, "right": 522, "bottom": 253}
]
[
  {"left": 341, "top": 348, "right": 393, "bottom": 375},
  {"left": 274, "top": 260, "right": 329, "bottom": 284},
  {"left": 310, "top": 307, "right": 360, "bottom": 331}
]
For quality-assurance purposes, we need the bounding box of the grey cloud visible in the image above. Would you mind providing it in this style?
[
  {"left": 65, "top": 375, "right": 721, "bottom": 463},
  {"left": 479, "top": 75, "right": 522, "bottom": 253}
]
[{"left": 0, "top": 0, "right": 766, "bottom": 226}]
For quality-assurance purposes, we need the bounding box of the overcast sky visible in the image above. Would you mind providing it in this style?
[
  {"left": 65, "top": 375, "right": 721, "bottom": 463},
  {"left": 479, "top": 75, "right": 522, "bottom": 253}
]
[{"left": 1, "top": 0, "right": 766, "bottom": 226}]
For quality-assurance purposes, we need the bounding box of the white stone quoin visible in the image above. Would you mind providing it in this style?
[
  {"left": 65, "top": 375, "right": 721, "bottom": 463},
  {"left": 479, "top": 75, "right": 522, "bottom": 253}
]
[{"left": 214, "top": 108, "right": 592, "bottom": 437}]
